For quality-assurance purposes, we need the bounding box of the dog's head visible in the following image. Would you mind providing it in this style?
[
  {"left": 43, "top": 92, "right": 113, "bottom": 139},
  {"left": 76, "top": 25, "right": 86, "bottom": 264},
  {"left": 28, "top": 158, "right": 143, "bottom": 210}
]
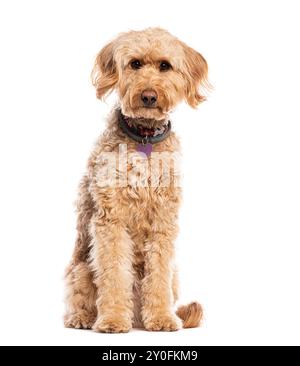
[{"left": 92, "top": 28, "right": 208, "bottom": 121}]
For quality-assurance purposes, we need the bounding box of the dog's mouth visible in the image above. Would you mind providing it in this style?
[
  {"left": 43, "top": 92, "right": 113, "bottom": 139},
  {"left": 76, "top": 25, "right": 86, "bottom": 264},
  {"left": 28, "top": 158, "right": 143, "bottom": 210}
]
[
  {"left": 119, "top": 110, "right": 170, "bottom": 134},
  {"left": 124, "top": 105, "right": 167, "bottom": 121},
  {"left": 121, "top": 91, "right": 170, "bottom": 122},
  {"left": 138, "top": 104, "right": 167, "bottom": 114},
  {"left": 139, "top": 104, "right": 162, "bottom": 111}
]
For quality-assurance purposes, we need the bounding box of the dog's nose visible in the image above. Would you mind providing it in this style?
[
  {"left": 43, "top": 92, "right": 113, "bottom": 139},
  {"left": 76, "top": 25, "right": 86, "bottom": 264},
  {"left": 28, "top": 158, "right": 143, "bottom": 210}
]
[{"left": 141, "top": 90, "right": 157, "bottom": 107}]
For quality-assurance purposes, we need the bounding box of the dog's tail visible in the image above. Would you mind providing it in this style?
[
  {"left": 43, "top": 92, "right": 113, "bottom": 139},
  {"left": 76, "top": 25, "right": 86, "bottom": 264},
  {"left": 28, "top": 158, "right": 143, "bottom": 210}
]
[{"left": 176, "top": 302, "right": 203, "bottom": 329}]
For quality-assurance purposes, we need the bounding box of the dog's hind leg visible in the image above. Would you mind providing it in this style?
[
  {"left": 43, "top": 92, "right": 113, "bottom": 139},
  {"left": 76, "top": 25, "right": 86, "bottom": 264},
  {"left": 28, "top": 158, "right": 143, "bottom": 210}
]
[
  {"left": 64, "top": 262, "right": 97, "bottom": 329},
  {"left": 64, "top": 176, "right": 97, "bottom": 329}
]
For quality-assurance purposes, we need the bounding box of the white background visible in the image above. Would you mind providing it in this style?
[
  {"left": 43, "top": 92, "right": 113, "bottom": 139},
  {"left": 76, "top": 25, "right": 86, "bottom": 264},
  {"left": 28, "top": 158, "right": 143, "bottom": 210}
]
[{"left": 0, "top": 0, "right": 299, "bottom": 346}]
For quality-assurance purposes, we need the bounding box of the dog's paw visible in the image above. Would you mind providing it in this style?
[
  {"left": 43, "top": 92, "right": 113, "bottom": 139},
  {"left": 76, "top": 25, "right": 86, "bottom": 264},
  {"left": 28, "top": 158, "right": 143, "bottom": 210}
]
[
  {"left": 144, "top": 313, "right": 182, "bottom": 332},
  {"left": 64, "top": 311, "right": 96, "bottom": 329},
  {"left": 93, "top": 317, "right": 132, "bottom": 333}
]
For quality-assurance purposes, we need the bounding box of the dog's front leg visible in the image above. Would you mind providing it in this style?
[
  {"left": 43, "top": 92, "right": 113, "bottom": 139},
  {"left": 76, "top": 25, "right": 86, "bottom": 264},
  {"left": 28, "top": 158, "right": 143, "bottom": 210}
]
[
  {"left": 142, "top": 232, "right": 182, "bottom": 331},
  {"left": 91, "top": 217, "right": 134, "bottom": 333}
]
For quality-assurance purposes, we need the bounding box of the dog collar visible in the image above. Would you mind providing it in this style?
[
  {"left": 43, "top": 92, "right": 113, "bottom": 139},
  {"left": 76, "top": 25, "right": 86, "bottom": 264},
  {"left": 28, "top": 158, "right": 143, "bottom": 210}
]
[{"left": 118, "top": 110, "right": 171, "bottom": 145}]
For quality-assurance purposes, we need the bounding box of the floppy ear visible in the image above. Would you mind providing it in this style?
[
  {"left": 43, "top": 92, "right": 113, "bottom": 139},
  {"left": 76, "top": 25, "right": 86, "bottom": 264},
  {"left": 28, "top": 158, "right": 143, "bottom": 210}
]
[
  {"left": 181, "top": 42, "right": 208, "bottom": 108},
  {"left": 91, "top": 41, "right": 118, "bottom": 99}
]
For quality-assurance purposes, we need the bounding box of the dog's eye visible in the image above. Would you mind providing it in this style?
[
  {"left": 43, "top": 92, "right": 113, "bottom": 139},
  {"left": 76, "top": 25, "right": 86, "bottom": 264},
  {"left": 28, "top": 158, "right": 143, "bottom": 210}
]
[
  {"left": 130, "top": 60, "right": 142, "bottom": 70},
  {"left": 159, "top": 61, "right": 172, "bottom": 72}
]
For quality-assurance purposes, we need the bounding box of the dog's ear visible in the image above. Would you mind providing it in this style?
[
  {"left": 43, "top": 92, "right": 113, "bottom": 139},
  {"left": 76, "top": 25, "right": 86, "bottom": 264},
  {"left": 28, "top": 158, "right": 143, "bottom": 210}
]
[
  {"left": 181, "top": 42, "right": 208, "bottom": 108},
  {"left": 91, "top": 41, "right": 118, "bottom": 99}
]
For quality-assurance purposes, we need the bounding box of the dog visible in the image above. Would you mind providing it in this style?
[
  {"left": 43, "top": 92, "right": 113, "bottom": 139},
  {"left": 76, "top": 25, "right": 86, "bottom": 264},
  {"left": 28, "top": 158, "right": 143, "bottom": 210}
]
[{"left": 64, "top": 28, "right": 208, "bottom": 333}]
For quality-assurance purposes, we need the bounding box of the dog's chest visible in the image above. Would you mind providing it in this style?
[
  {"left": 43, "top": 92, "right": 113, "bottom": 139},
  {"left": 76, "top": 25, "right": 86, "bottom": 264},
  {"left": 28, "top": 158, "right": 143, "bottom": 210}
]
[
  {"left": 92, "top": 135, "right": 181, "bottom": 233},
  {"left": 119, "top": 185, "right": 181, "bottom": 235}
]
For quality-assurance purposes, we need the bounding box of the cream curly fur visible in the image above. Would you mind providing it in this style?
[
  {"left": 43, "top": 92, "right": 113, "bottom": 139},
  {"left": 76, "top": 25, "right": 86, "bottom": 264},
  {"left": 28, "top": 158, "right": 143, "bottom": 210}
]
[{"left": 64, "top": 28, "right": 208, "bottom": 333}]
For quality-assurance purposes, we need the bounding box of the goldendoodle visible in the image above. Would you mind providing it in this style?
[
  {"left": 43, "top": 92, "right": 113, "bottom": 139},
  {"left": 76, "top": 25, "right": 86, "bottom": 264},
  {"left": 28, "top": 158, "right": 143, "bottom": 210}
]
[{"left": 64, "top": 28, "right": 208, "bottom": 333}]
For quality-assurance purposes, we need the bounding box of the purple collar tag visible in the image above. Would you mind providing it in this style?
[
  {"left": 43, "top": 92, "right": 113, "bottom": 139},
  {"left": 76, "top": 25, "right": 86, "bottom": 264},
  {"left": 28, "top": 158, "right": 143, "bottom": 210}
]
[{"left": 137, "top": 143, "right": 152, "bottom": 157}]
